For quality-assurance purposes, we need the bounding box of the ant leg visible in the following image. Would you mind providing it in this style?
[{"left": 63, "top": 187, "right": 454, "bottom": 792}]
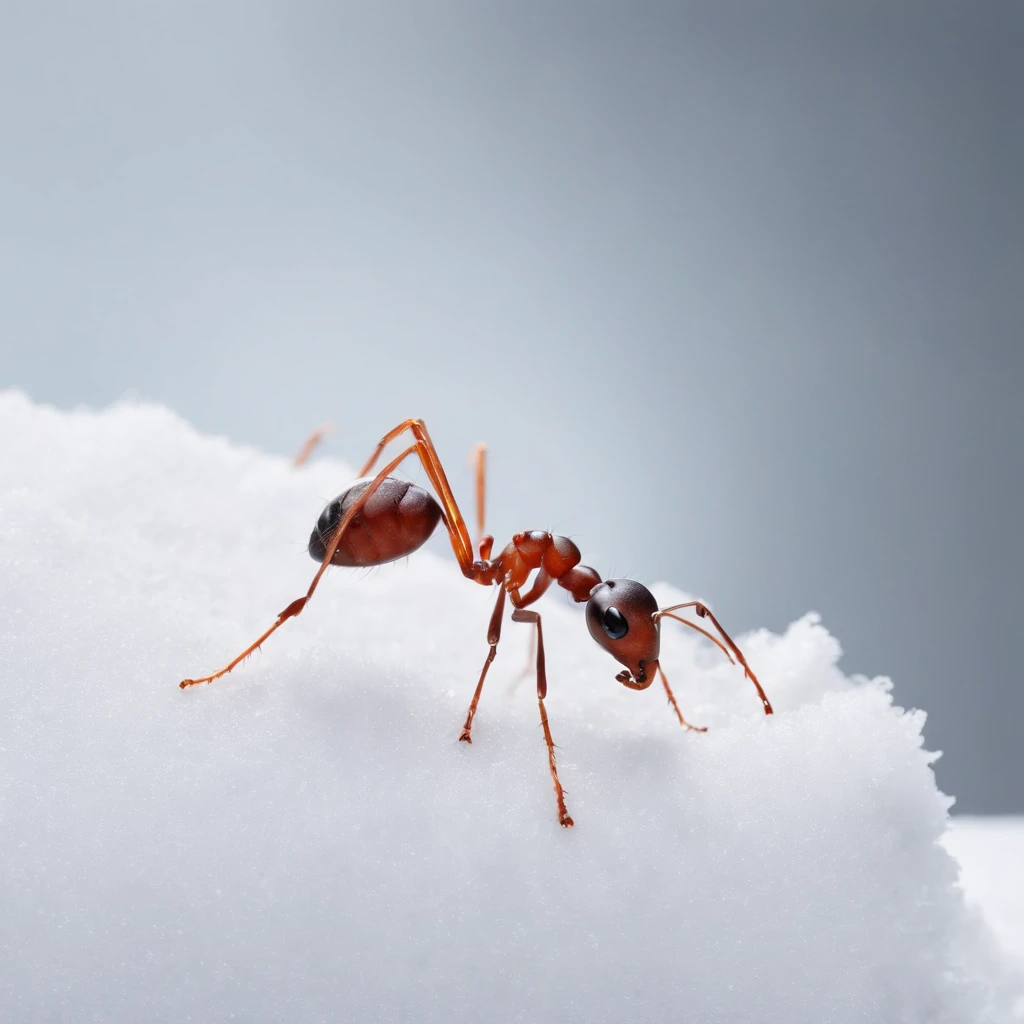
[
  {"left": 358, "top": 419, "right": 476, "bottom": 573},
  {"left": 468, "top": 441, "right": 492, "bottom": 559},
  {"left": 506, "top": 628, "right": 537, "bottom": 696},
  {"left": 505, "top": 570, "right": 552, "bottom": 694},
  {"left": 655, "top": 612, "right": 735, "bottom": 664},
  {"left": 657, "top": 601, "right": 774, "bottom": 715},
  {"left": 656, "top": 664, "right": 707, "bottom": 733},
  {"left": 513, "top": 569, "right": 553, "bottom": 609},
  {"left": 512, "top": 609, "right": 573, "bottom": 828},
  {"left": 460, "top": 587, "right": 506, "bottom": 743},
  {"left": 182, "top": 421, "right": 494, "bottom": 690},
  {"left": 180, "top": 442, "right": 419, "bottom": 688},
  {"left": 293, "top": 423, "right": 333, "bottom": 467},
  {"left": 182, "top": 421, "right": 496, "bottom": 689}
]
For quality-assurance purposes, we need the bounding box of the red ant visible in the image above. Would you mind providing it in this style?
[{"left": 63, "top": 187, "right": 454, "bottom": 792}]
[{"left": 181, "top": 419, "right": 773, "bottom": 827}]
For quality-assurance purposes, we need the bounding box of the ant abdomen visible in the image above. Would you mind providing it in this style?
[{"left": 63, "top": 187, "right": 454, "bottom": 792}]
[{"left": 308, "top": 477, "right": 441, "bottom": 567}]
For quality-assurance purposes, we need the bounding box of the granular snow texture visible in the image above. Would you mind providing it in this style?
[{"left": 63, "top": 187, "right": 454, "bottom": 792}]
[{"left": 0, "top": 390, "right": 1019, "bottom": 1023}]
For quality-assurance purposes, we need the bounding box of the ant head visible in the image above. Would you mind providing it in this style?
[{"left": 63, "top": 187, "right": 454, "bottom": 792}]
[{"left": 585, "top": 579, "right": 660, "bottom": 690}]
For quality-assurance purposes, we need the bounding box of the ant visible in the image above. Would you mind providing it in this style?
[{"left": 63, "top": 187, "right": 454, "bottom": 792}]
[{"left": 181, "top": 419, "right": 773, "bottom": 827}]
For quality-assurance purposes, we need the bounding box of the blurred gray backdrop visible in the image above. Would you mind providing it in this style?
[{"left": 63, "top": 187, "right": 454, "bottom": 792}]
[{"left": 1, "top": 2, "right": 1020, "bottom": 811}]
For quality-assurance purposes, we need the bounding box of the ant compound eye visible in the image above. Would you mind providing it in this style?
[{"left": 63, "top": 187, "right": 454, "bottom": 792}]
[{"left": 602, "top": 606, "right": 629, "bottom": 640}]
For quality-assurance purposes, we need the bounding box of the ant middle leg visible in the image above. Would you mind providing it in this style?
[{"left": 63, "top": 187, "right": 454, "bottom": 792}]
[
  {"left": 507, "top": 628, "right": 537, "bottom": 697},
  {"left": 459, "top": 587, "right": 506, "bottom": 743},
  {"left": 506, "top": 570, "right": 552, "bottom": 695},
  {"left": 511, "top": 609, "right": 573, "bottom": 828}
]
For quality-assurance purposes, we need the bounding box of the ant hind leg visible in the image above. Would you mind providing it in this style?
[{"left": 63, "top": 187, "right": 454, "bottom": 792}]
[
  {"left": 293, "top": 423, "right": 333, "bottom": 466},
  {"left": 358, "top": 419, "right": 476, "bottom": 572},
  {"left": 468, "top": 441, "right": 492, "bottom": 559},
  {"left": 180, "top": 442, "right": 419, "bottom": 688}
]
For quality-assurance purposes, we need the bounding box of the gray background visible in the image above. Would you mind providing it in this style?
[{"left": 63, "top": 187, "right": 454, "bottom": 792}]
[{"left": 1, "top": 2, "right": 1020, "bottom": 812}]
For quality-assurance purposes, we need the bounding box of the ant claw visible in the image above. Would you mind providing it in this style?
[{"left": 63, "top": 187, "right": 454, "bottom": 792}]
[
  {"left": 458, "top": 730, "right": 473, "bottom": 744},
  {"left": 560, "top": 814, "right": 574, "bottom": 828}
]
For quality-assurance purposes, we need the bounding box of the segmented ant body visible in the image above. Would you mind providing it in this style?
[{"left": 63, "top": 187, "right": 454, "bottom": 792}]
[{"left": 181, "top": 419, "right": 772, "bottom": 827}]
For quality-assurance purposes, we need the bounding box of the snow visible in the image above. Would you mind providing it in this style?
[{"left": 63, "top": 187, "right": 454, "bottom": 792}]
[
  {"left": 1, "top": 388, "right": 1020, "bottom": 1023},
  {"left": 945, "top": 817, "right": 1024, "bottom": 967}
]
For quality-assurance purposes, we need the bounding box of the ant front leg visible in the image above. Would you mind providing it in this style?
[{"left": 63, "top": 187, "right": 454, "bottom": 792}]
[
  {"left": 511, "top": 609, "right": 573, "bottom": 828},
  {"left": 658, "top": 601, "right": 774, "bottom": 715},
  {"left": 460, "top": 587, "right": 506, "bottom": 743}
]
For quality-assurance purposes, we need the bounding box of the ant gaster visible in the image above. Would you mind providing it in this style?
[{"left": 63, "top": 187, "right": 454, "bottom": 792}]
[{"left": 181, "top": 419, "right": 773, "bottom": 827}]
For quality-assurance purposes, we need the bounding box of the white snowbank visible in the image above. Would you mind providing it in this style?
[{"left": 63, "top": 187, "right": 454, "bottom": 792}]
[
  {"left": 0, "top": 390, "right": 1019, "bottom": 1023},
  {"left": 945, "top": 817, "right": 1024, "bottom": 968}
]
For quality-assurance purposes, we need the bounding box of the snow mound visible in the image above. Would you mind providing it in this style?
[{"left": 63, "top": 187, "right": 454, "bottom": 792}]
[
  {"left": 945, "top": 817, "right": 1024, "bottom": 970},
  {"left": 1, "top": 389, "right": 1019, "bottom": 1023}
]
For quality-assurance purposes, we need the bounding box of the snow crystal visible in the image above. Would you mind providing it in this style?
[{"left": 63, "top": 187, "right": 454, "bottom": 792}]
[{"left": 0, "top": 389, "right": 1019, "bottom": 1023}]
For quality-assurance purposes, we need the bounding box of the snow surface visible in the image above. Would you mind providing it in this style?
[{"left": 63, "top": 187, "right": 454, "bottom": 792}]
[
  {"left": 1, "top": 389, "right": 1020, "bottom": 1023},
  {"left": 945, "top": 817, "right": 1024, "bottom": 968}
]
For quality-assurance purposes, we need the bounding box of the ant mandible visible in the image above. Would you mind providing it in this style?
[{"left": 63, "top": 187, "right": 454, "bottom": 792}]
[{"left": 180, "top": 418, "right": 773, "bottom": 827}]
